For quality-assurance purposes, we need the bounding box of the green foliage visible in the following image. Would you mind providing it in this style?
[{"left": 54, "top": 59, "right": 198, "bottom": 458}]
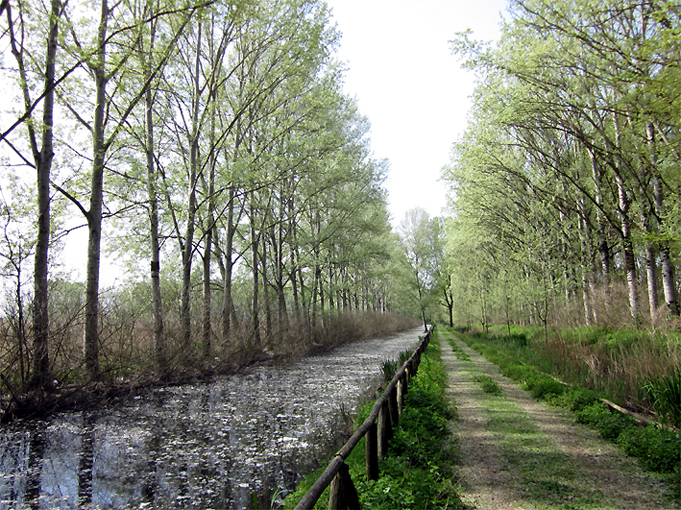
[
  {"left": 381, "top": 359, "right": 400, "bottom": 382},
  {"left": 644, "top": 369, "right": 681, "bottom": 428},
  {"left": 550, "top": 387, "right": 601, "bottom": 412},
  {"left": 575, "top": 402, "right": 635, "bottom": 441},
  {"left": 523, "top": 377, "right": 568, "bottom": 400},
  {"left": 617, "top": 426, "right": 681, "bottom": 474},
  {"left": 353, "top": 343, "right": 462, "bottom": 509},
  {"left": 444, "top": 0, "right": 681, "bottom": 329},
  {"left": 381, "top": 349, "right": 414, "bottom": 382},
  {"left": 475, "top": 375, "right": 502, "bottom": 395}
]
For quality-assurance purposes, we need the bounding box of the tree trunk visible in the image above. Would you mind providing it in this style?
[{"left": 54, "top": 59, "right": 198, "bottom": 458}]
[
  {"left": 640, "top": 204, "right": 658, "bottom": 320},
  {"left": 31, "top": 0, "right": 61, "bottom": 389},
  {"left": 578, "top": 196, "right": 593, "bottom": 325},
  {"left": 202, "top": 223, "right": 213, "bottom": 359},
  {"left": 589, "top": 149, "right": 612, "bottom": 311},
  {"left": 180, "top": 24, "right": 202, "bottom": 353},
  {"left": 222, "top": 191, "right": 238, "bottom": 337},
  {"left": 613, "top": 114, "right": 639, "bottom": 321},
  {"left": 250, "top": 198, "right": 261, "bottom": 346},
  {"left": 144, "top": 27, "right": 165, "bottom": 372},
  {"left": 83, "top": 0, "right": 110, "bottom": 379},
  {"left": 647, "top": 124, "right": 679, "bottom": 316}
]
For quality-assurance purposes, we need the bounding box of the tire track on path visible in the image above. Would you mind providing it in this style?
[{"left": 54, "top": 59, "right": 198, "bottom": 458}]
[{"left": 440, "top": 331, "right": 673, "bottom": 510}]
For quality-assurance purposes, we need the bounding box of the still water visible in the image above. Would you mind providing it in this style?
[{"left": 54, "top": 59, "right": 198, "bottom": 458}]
[{"left": 0, "top": 328, "right": 423, "bottom": 509}]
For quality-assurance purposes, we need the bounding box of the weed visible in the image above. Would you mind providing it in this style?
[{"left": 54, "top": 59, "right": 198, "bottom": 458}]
[
  {"left": 644, "top": 369, "right": 681, "bottom": 428},
  {"left": 381, "top": 358, "right": 400, "bottom": 382},
  {"left": 475, "top": 374, "right": 502, "bottom": 395}
]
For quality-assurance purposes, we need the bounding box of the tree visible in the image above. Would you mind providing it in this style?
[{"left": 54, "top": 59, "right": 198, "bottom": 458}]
[
  {"left": 398, "top": 208, "right": 443, "bottom": 331},
  {"left": 4, "top": 0, "right": 64, "bottom": 388},
  {"left": 445, "top": 0, "right": 681, "bottom": 328}
]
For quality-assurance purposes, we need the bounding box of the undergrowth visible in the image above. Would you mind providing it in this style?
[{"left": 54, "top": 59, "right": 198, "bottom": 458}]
[
  {"left": 283, "top": 330, "right": 464, "bottom": 509},
  {"left": 449, "top": 326, "right": 680, "bottom": 500}
]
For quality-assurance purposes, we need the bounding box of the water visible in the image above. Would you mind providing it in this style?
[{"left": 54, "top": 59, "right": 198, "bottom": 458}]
[{"left": 0, "top": 328, "right": 423, "bottom": 509}]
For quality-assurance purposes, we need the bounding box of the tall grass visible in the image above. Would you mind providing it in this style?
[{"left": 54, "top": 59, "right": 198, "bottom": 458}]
[{"left": 469, "top": 323, "right": 680, "bottom": 419}]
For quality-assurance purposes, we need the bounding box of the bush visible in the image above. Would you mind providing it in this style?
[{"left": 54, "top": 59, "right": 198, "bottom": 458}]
[
  {"left": 525, "top": 378, "right": 568, "bottom": 400},
  {"left": 575, "top": 402, "right": 635, "bottom": 441},
  {"left": 559, "top": 387, "right": 601, "bottom": 412},
  {"left": 475, "top": 375, "right": 503, "bottom": 395},
  {"left": 617, "top": 426, "right": 681, "bottom": 474}
]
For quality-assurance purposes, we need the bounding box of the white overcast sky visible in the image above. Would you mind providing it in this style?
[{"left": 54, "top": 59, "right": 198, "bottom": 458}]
[{"left": 323, "top": 0, "right": 508, "bottom": 225}]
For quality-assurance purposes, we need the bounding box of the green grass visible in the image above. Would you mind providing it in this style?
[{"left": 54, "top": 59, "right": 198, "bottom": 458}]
[
  {"left": 449, "top": 326, "right": 680, "bottom": 502},
  {"left": 439, "top": 328, "right": 471, "bottom": 361},
  {"left": 283, "top": 328, "right": 464, "bottom": 509},
  {"left": 644, "top": 368, "right": 681, "bottom": 428}
]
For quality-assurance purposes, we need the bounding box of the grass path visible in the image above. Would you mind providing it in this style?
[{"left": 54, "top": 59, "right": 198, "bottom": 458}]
[{"left": 440, "top": 330, "right": 674, "bottom": 510}]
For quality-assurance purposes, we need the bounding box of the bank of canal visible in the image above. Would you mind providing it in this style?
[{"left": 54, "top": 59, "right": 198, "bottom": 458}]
[{"left": 0, "top": 327, "right": 424, "bottom": 509}]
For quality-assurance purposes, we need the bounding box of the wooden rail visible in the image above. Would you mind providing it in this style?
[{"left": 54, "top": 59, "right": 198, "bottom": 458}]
[{"left": 294, "top": 326, "right": 433, "bottom": 510}]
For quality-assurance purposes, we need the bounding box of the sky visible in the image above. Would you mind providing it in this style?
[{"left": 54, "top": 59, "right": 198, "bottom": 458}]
[{"left": 323, "top": 0, "right": 508, "bottom": 225}]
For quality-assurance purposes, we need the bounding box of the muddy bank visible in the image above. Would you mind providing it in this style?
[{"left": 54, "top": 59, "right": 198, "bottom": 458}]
[{"left": 0, "top": 327, "right": 424, "bottom": 509}]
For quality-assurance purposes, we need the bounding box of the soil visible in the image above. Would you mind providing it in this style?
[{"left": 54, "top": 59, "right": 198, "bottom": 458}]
[{"left": 441, "top": 333, "right": 678, "bottom": 510}]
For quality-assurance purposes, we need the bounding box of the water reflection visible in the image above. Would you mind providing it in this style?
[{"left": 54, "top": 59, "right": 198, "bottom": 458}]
[{"left": 0, "top": 328, "right": 421, "bottom": 509}]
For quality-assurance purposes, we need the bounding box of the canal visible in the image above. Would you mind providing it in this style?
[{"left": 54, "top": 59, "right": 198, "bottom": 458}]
[{"left": 0, "top": 327, "right": 423, "bottom": 509}]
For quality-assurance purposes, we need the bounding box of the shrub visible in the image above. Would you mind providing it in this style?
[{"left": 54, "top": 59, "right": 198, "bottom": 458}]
[
  {"left": 475, "top": 375, "right": 503, "bottom": 395},
  {"left": 526, "top": 378, "right": 568, "bottom": 400},
  {"left": 560, "top": 387, "right": 601, "bottom": 412},
  {"left": 575, "top": 402, "right": 635, "bottom": 441},
  {"left": 617, "top": 426, "right": 681, "bottom": 474}
]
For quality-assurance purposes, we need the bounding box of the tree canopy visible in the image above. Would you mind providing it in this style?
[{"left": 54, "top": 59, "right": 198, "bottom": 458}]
[
  {"left": 0, "top": 0, "right": 419, "bottom": 390},
  {"left": 443, "top": 0, "right": 680, "bottom": 330}
]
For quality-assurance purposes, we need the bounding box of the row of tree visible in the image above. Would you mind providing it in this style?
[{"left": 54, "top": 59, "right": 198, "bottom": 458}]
[
  {"left": 0, "top": 0, "right": 422, "bottom": 393},
  {"left": 443, "top": 0, "right": 680, "bottom": 331}
]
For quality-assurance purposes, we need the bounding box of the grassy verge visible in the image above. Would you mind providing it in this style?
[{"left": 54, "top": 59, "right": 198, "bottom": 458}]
[
  {"left": 283, "top": 331, "right": 464, "bottom": 509},
  {"left": 475, "top": 323, "right": 680, "bottom": 422},
  {"left": 448, "top": 326, "right": 680, "bottom": 502}
]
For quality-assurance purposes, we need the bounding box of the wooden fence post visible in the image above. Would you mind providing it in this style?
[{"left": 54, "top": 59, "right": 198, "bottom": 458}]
[
  {"left": 389, "top": 385, "right": 399, "bottom": 427},
  {"left": 365, "top": 421, "right": 379, "bottom": 480},
  {"left": 397, "top": 374, "right": 405, "bottom": 415},
  {"left": 377, "top": 399, "right": 391, "bottom": 459},
  {"left": 328, "top": 462, "right": 360, "bottom": 510}
]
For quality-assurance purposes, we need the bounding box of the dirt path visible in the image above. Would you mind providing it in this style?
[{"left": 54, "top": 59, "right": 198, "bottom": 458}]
[{"left": 440, "top": 332, "right": 675, "bottom": 510}]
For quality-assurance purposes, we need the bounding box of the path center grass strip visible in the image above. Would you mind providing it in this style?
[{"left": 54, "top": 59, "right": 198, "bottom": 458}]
[{"left": 442, "top": 326, "right": 680, "bottom": 507}]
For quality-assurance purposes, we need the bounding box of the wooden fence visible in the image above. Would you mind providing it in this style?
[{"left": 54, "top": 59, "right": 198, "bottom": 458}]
[{"left": 294, "top": 326, "right": 433, "bottom": 510}]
